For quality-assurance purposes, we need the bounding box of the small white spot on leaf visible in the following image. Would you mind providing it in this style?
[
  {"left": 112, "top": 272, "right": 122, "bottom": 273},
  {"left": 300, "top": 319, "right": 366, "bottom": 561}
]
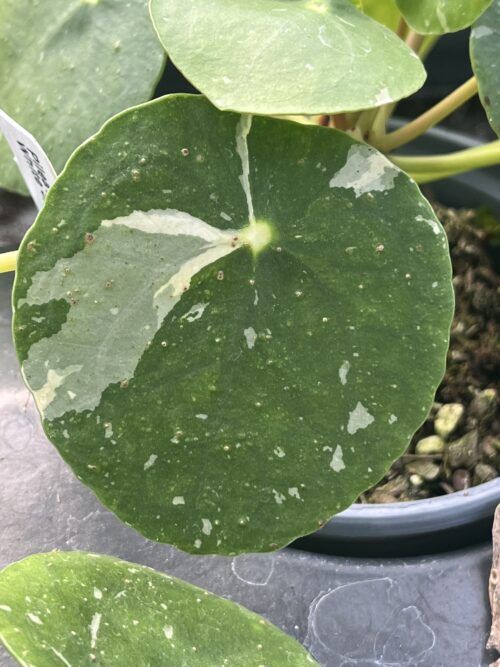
[
  {"left": 273, "top": 489, "right": 286, "bottom": 504},
  {"left": 330, "top": 445, "right": 346, "bottom": 472},
  {"left": 339, "top": 360, "right": 350, "bottom": 386},
  {"left": 144, "top": 454, "right": 158, "bottom": 471},
  {"left": 347, "top": 402, "right": 375, "bottom": 435},
  {"left": 26, "top": 613, "right": 43, "bottom": 625},
  {"left": 243, "top": 327, "right": 257, "bottom": 349},
  {"left": 90, "top": 612, "right": 102, "bottom": 649},
  {"left": 415, "top": 214, "right": 442, "bottom": 236},
  {"left": 181, "top": 302, "right": 208, "bottom": 323}
]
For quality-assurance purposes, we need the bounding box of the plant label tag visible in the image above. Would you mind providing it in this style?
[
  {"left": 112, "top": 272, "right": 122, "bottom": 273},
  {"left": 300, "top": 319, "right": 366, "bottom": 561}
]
[{"left": 0, "top": 109, "right": 56, "bottom": 210}]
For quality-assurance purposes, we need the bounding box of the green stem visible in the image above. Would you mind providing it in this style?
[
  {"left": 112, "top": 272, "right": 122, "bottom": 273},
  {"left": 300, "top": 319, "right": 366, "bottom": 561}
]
[
  {"left": 376, "top": 77, "right": 478, "bottom": 152},
  {"left": 406, "top": 30, "right": 425, "bottom": 55},
  {"left": 390, "top": 140, "right": 500, "bottom": 181},
  {"left": 408, "top": 170, "right": 460, "bottom": 184},
  {"left": 0, "top": 250, "right": 18, "bottom": 273}
]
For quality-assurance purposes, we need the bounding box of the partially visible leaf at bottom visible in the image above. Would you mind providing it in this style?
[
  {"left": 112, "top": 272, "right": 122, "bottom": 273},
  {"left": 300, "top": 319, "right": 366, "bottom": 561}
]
[{"left": 0, "top": 552, "right": 318, "bottom": 666}]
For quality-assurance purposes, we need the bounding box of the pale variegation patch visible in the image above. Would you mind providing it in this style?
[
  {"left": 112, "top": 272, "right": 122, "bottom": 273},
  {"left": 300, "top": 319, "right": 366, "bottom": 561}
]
[
  {"left": 329, "top": 145, "right": 399, "bottom": 198},
  {"left": 20, "top": 209, "right": 241, "bottom": 421}
]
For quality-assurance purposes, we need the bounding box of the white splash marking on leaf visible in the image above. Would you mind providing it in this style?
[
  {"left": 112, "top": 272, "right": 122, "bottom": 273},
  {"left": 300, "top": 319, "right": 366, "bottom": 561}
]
[
  {"left": 0, "top": 605, "right": 12, "bottom": 612},
  {"left": 243, "top": 327, "right": 257, "bottom": 349},
  {"left": 50, "top": 648, "right": 72, "bottom": 666},
  {"left": 220, "top": 211, "right": 232, "bottom": 221},
  {"left": 374, "top": 87, "right": 392, "bottom": 105},
  {"left": 235, "top": 115, "right": 255, "bottom": 225},
  {"left": 104, "top": 423, "right": 113, "bottom": 439},
  {"left": 415, "top": 214, "right": 442, "bottom": 236},
  {"left": 172, "top": 496, "right": 185, "bottom": 505},
  {"left": 436, "top": 4, "right": 448, "bottom": 31},
  {"left": 254, "top": 290, "right": 259, "bottom": 306},
  {"left": 329, "top": 145, "right": 399, "bottom": 198},
  {"left": 101, "top": 209, "right": 229, "bottom": 242},
  {"left": 288, "top": 487, "right": 301, "bottom": 499},
  {"left": 181, "top": 302, "right": 208, "bottom": 323},
  {"left": 163, "top": 625, "right": 174, "bottom": 640},
  {"left": 144, "top": 454, "right": 158, "bottom": 471},
  {"left": 21, "top": 209, "right": 241, "bottom": 421},
  {"left": 473, "top": 25, "right": 493, "bottom": 38},
  {"left": 110, "top": 307, "right": 119, "bottom": 316},
  {"left": 347, "top": 402, "right": 375, "bottom": 434},
  {"left": 194, "top": 539, "right": 202, "bottom": 549},
  {"left": 389, "top": 414, "right": 398, "bottom": 424},
  {"left": 31, "top": 365, "right": 82, "bottom": 415},
  {"left": 90, "top": 612, "right": 102, "bottom": 649},
  {"left": 195, "top": 413, "right": 208, "bottom": 420},
  {"left": 153, "top": 248, "right": 235, "bottom": 328},
  {"left": 93, "top": 588, "right": 103, "bottom": 600},
  {"left": 330, "top": 445, "right": 346, "bottom": 472},
  {"left": 27, "top": 612, "right": 43, "bottom": 625},
  {"left": 338, "top": 360, "right": 350, "bottom": 386},
  {"left": 274, "top": 446, "right": 286, "bottom": 458},
  {"left": 202, "top": 518, "right": 213, "bottom": 535},
  {"left": 273, "top": 489, "right": 286, "bottom": 504}
]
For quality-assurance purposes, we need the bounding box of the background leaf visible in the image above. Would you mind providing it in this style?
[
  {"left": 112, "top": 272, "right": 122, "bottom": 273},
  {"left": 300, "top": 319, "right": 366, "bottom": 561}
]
[
  {"left": 357, "top": 0, "right": 401, "bottom": 32},
  {"left": 396, "top": 0, "right": 493, "bottom": 34},
  {"left": 471, "top": 0, "right": 500, "bottom": 137},
  {"left": 0, "top": 0, "right": 166, "bottom": 195},
  {"left": 0, "top": 552, "right": 318, "bottom": 666},
  {"left": 150, "top": 0, "right": 425, "bottom": 115},
  {"left": 13, "top": 95, "right": 454, "bottom": 555}
]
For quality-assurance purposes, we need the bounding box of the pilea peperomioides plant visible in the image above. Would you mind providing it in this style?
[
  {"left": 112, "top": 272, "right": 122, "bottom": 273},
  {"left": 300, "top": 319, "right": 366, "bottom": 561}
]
[{"left": 0, "top": 0, "right": 500, "bottom": 664}]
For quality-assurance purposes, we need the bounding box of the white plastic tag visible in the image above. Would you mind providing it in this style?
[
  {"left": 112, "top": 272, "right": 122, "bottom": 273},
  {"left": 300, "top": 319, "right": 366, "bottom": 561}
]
[{"left": 0, "top": 109, "right": 56, "bottom": 210}]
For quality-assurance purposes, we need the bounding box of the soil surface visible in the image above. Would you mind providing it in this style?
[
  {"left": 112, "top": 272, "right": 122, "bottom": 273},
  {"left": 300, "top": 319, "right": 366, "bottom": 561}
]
[{"left": 359, "top": 203, "right": 500, "bottom": 503}]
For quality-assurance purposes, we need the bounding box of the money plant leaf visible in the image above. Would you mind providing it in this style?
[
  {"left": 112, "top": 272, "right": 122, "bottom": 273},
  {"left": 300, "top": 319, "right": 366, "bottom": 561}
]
[
  {"left": 396, "top": 0, "right": 493, "bottom": 34},
  {"left": 356, "top": 0, "right": 401, "bottom": 32},
  {"left": 149, "top": 0, "right": 425, "bottom": 115},
  {"left": 13, "top": 95, "right": 454, "bottom": 555},
  {"left": 0, "top": 552, "right": 318, "bottom": 666},
  {"left": 471, "top": 0, "right": 500, "bottom": 138},
  {"left": 0, "top": 0, "right": 166, "bottom": 195}
]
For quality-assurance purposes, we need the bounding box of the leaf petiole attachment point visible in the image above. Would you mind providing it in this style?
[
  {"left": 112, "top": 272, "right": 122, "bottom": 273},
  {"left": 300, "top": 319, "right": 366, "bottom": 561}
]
[{"left": 240, "top": 220, "right": 274, "bottom": 256}]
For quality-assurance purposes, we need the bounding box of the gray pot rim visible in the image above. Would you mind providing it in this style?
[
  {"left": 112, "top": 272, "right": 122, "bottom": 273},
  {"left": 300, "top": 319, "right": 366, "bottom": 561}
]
[{"left": 320, "top": 478, "right": 500, "bottom": 541}]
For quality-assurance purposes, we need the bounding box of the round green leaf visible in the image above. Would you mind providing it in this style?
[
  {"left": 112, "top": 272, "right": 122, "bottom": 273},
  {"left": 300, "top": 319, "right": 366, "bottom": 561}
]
[
  {"left": 0, "top": 0, "right": 166, "bottom": 195},
  {"left": 357, "top": 0, "right": 402, "bottom": 32},
  {"left": 13, "top": 95, "right": 454, "bottom": 555},
  {"left": 149, "top": 0, "right": 425, "bottom": 115},
  {"left": 471, "top": 0, "right": 500, "bottom": 138},
  {"left": 396, "top": 0, "right": 493, "bottom": 34},
  {"left": 0, "top": 552, "right": 317, "bottom": 666}
]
